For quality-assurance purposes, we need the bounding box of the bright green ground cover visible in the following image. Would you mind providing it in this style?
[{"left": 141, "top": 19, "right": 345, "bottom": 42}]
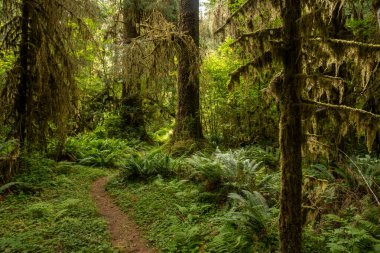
[
  {"left": 107, "top": 177, "right": 223, "bottom": 253},
  {"left": 0, "top": 159, "right": 117, "bottom": 253}
]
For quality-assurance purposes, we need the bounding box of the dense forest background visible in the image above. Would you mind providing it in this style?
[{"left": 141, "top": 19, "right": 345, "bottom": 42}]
[{"left": 1, "top": 0, "right": 380, "bottom": 252}]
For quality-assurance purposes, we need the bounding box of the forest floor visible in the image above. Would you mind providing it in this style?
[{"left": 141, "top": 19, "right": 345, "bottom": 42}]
[
  {"left": 91, "top": 177, "right": 155, "bottom": 253},
  {"left": 0, "top": 162, "right": 156, "bottom": 253}
]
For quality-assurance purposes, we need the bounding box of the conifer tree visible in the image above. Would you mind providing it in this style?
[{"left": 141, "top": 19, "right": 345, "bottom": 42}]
[
  {"left": 0, "top": 0, "right": 95, "bottom": 150},
  {"left": 214, "top": 0, "right": 380, "bottom": 251},
  {"left": 172, "top": 0, "right": 204, "bottom": 142}
]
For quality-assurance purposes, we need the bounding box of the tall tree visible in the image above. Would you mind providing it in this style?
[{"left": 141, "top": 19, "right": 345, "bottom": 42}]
[
  {"left": 172, "top": 0, "right": 203, "bottom": 142},
  {"left": 104, "top": 0, "right": 179, "bottom": 140},
  {"left": 120, "top": 0, "right": 148, "bottom": 140},
  {"left": 0, "top": 0, "right": 95, "bottom": 150},
  {"left": 17, "top": 0, "right": 31, "bottom": 148},
  {"left": 278, "top": 0, "right": 303, "bottom": 251},
  {"left": 214, "top": 0, "right": 380, "bottom": 251}
]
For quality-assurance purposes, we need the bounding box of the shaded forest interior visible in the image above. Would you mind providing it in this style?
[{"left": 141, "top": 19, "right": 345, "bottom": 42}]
[{"left": 1, "top": 0, "right": 380, "bottom": 252}]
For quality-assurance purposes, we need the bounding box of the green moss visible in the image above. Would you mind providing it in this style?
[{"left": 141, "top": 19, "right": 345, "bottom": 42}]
[{"left": 165, "top": 139, "right": 213, "bottom": 157}]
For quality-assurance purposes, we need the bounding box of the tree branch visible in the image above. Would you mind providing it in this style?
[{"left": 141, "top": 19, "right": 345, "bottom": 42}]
[
  {"left": 302, "top": 99, "right": 380, "bottom": 119},
  {"left": 231, "top": 27, "right": 282, "bottom": 46},
  {"left": 309, "top": 37, "right": 380, "bottom": 49},
  {"left": 214, "top": 0, "right": 254, "bottom": 34},
  {"left": 228, "top": 51, "right": 273, "bottom": 89}
]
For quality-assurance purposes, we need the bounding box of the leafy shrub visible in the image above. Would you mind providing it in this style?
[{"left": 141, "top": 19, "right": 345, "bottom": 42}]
[{"left": 151, "top": 126, "right": 173, "bottom": 144}]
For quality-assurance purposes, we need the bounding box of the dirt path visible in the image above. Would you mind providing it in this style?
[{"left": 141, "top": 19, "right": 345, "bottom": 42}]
[{"left": 91, "top": 177, "right": 155, "bottom": 253}]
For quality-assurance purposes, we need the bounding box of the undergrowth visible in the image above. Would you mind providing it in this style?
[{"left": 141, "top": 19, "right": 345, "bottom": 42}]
[
  {"left": 110, "top": 145, "right": 380, "bottom": 253},
  {"left": 110, "top": 146, "right": 281, "bottom": 252},
  {"left": 62, "top": 132, "right": 142, "bottom": 168},
  {"left": 0, "top": 156, "right": 116, "bottom": 252}
]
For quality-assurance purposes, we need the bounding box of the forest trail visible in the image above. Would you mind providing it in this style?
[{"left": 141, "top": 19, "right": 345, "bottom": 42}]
[{"left": 91, "top": 177, "right": 155, "bottom": 253}]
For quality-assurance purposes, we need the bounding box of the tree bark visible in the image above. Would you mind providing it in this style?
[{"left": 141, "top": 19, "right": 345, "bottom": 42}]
[
  {"left": 16, "top": 0, "right": 30, "bottom": 148},
  {"left": 279, "top": 0, "right": 303, "bottom": 252},
  {"left": 172, "top": 0, "right": 203, "bottom": 141}
]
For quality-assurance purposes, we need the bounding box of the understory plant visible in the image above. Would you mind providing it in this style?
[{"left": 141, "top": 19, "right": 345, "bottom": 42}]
[
  {"left": 186, "top": 147, "right": 279, "bottom": 200},
  {"left": 63, "top": 133, "right": 137, "bottom": 168},
  {"left": 120, "top": 149, "right": 173, "bottom": 180},
  {"left": 208, "top": 190, "right": 279, "bottom": 252}
]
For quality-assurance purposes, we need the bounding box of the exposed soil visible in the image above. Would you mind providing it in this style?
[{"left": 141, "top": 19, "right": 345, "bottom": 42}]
[{"left": 91, "top": 177, "right": 155, "bottom": 253}]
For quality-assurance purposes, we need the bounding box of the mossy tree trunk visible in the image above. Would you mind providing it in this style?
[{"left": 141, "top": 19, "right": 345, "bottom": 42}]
[
  {"left": 279, "top": 1, "right": 303, "bottom": 252},
  {"left": 172, "top": 0, "right": 203, "bottom": 142},
  {"left": 121, "top": 0, "right": 149, "bottom": 141}
]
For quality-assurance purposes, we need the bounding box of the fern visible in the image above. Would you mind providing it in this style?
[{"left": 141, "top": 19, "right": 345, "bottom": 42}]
[
  {"left": 207, "top": 226, "right": 252, "bottom": 253},
  {"left": 305, "top": 211, "right": 380, "bottom": 253},
  {"left": 121, "top": 150, "right": 174, "bottom": 180},
  {"left": 186, "top": 147, "right": 273, "bottom": 194},
  {"left": 209, "top": 190, "right": 278, "bottom": 252},
  {"left": 227, "top": 190, "right": 273, "bottom": 234},
  {"left": 64, "top": 134, "right": 136, "bottom": 168},
  {"left": 304, "top": 163, "right": 335, "bottom": 182}
]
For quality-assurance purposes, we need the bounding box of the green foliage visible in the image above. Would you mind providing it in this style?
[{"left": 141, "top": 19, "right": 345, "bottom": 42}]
[
  {"left": 0, "top": 139, "right": 17, "bottom": 156},
  {"left": 346, "top": 17, "right": 378, "bottom": 39},
  {"left": 0, "top": 181, "right": 37, "bottom": 194},
  {"left": 304, "top": 163, "right": 336, "bottom": 182},
  {"left": 110, "top": 146, "right": 282, "bottom": 252},
  {"left": 0, "top": 51, "right": 15, "bottom": 78},
  {"left": 201, "top": 40, "right": 279, "bottom": 147},
  {"left": 102, "top": 113, "right": 129, "bottom": 139},
  {"left": 228, "top": 0, "right": 247, "bottom": 12},
  {"left": 111, "top": 146, "right": 380, "bottom": 252},
  {"left": 64, "top": 133, "right": 136, "bottom": 168},
  {"left": 166, "top": 138, "right": 210, "bottom": 157},
  {"left": 354, "top": 155, "right": 380, "bottom": 189},
  {"left": 121, "top": 149, "right": 173, "bottom": 180},
  {"left": 0, "top": 158, "right": 116, "bottom": 252},
  {"left": 208, "top": 191, "right": 278, "bottom": 252},
  {"left": 227, "top": 190, "right": 276, "bottom": 235},
  {"left": 187, "top": 147, "right": 279, "bottom": 198},
  {"left": 151, "top": 126, "right": 173, "bottom": 144},
  {"left": 107, "top": 177, "right": 220, "bottom": 252},
  {"left": 109, "top": 168, "right": 280, "bottom": 252},
  {"left": 27, "top": 202, "right": 55, "bottom": 219},
  {"left": 18, "top": 154, "right": 56, "bottom": 186},
  {"left": 304, "top": 209, "right": 380, "bottom": 253}
]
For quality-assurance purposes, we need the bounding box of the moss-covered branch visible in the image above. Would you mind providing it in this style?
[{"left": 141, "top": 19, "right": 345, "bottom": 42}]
[
  {"left": 231, "top": 27, "right": 282, "bottom": 46},
  {"left": 309, "top": 38, "right": 380, "bottom": 49},
  {"left": 214, "top": 0, "right": 254, "bottom": 34},
  {"left": 228, "top": 51, "right": 273, "bottom": 89},
  {"left": 302, "top": 99, "right": 380, "bottom": 120}
]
